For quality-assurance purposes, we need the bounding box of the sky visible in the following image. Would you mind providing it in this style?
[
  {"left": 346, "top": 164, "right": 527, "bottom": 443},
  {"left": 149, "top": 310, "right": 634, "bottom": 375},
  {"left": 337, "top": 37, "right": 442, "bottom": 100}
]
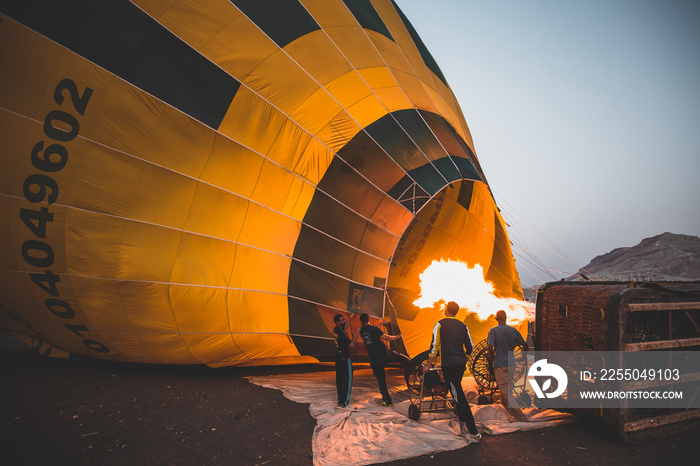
[{"left": 396, "top": 0, "right": 700, "bottom": 289}]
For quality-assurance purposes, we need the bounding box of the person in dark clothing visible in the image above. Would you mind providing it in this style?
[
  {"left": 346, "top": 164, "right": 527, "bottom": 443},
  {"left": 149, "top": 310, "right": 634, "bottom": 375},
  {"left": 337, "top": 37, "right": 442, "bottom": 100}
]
[
  {"left": 422, "top": 301, "right": 481, "bottom": 444},
  {"left": 333, "top": 313, "right": 354, "bottom": 408},
  {"left": 355, "top": 313, "right": 405, "bottom": 407}
]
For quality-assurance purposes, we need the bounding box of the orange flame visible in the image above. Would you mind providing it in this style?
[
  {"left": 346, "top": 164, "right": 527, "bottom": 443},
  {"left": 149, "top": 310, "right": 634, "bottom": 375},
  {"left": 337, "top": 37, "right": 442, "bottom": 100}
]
[{"left": 413, "top": 259, "right": 534, "bottom": 324}]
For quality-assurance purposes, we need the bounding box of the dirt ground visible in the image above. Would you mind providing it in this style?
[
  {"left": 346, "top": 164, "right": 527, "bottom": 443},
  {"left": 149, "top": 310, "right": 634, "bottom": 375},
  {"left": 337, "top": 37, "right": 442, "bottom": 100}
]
[{"left": 1, "top": 335, "right": 698, "bottom": 466}]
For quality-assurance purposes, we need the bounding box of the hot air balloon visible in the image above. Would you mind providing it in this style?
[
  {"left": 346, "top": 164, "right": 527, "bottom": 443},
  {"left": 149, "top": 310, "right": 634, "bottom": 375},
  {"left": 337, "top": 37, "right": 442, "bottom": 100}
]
[{"left": 0, "top": 0, "right": 522, "bottom": 367}]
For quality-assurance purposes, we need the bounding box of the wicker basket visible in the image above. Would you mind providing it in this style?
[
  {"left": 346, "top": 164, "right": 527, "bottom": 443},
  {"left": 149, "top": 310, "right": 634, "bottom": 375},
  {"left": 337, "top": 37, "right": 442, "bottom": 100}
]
[{"left": 535, "top": 281, "right": 700, "bottom": 443}]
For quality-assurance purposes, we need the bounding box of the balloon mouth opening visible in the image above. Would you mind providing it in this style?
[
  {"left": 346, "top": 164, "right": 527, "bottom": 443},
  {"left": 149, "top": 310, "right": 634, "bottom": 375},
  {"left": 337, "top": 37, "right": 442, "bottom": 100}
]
[
  {"left": 385, "top": 180, "right": 532, "bottom": 329},
  {"left": 411, "top": 259, "right": 534, "bottom": 325}
]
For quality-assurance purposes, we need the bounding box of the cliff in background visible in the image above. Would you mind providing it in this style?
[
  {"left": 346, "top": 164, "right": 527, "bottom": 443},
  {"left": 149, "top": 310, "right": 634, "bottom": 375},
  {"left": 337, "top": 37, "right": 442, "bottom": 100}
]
[
  {"left": 521, "top": 232, "right": 700, "bottom": 301},
  {"left": 567, "top": 232, "right": 700, "bottom": 282}
]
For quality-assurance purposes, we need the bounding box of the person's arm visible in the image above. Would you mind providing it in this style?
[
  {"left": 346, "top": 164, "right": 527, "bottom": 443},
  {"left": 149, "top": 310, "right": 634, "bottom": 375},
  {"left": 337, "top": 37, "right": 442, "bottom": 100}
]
[
  {"left": 378, "top": 318, "right": 400, "bottom": 342},
  {"left": 349, "top": 325, "right": 361, "bottom": 347},
  {"left": 423, "top": 354, "right": 435, "bottom": 373},
  {"left": 345, "top": 315, "right": 356, "bottom": 346},
  {"left": 422, "top": 322, "right": 441, "bottom": 373},
  {"left": 486, "top": 343, "right": 496, "bottom": 376},
  {"left": 465, "top": 328, "right": 474, "bottom": 356},
  {"left": 516, "top": 331, "right": 529, "bottom": 352},
  {"left": 486, "top": 329, "right": 495, "bottom": 366},
  {"left": 380, "top": 333, "right": 402, "bottom": 342}
]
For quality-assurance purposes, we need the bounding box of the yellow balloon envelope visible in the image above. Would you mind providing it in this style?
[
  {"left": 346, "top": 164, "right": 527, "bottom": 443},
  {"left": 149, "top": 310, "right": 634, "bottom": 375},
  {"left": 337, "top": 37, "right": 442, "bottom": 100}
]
[{"left": 0, "top": 0, "right": 521, "bottom": 366}]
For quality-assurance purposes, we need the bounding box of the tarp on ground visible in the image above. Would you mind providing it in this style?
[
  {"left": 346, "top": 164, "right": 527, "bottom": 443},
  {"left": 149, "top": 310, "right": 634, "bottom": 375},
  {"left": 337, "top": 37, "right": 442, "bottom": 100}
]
[{"left": 247, "top": 367, "right": 574, "bottom": 465}]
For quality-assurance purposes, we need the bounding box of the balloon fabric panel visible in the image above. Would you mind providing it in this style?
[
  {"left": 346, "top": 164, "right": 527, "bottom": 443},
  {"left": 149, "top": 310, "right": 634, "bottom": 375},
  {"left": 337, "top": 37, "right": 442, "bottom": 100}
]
[
  {"left": 0, "top": 1, "right": 240, "bottom": 129},
  {"left": 0, "top": 1, "right": 522, "bottom": 366}
]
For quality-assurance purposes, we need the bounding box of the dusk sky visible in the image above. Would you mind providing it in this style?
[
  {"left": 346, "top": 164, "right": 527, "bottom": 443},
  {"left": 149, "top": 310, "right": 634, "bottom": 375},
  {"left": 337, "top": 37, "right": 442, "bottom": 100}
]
[{"left": 398, "top": 0, "right": 700, "bottom": 288}]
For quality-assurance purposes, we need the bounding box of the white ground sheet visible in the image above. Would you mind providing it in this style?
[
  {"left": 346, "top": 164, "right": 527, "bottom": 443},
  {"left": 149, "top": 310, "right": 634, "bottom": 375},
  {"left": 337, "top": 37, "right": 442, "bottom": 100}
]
[{"left": 247, "top": 366, "right": 574, "bottom": 465}]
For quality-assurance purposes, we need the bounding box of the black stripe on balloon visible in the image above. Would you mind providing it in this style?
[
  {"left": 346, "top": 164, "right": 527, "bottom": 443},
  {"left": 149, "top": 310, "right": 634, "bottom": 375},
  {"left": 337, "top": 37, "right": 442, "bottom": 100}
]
[
  {"left": 386, "top": 155, "right": 482, "bottom": 213},
  {"left": 391, "top": 0, "right": 448, "bottom": 86},
  {"left": 343, "top": 0, "right": 394, "bottom": 42},
  {"left": 0, "top": 0, "right": 239, "bottom": 130},
  {"left": 231, "top": 0, "right": 321, "bottom": 49},
  {"left": 364, "top": 110, "right": 483, "bottom": 205},
  {"left": 457, "top": 180, "right": 474, "bottom": 211}
]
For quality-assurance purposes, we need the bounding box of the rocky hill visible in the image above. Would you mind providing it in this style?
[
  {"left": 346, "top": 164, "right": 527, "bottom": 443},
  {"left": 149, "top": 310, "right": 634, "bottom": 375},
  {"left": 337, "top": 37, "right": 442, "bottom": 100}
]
[{"left": 566, "top": 232, "right": 700, "bottom": 282}]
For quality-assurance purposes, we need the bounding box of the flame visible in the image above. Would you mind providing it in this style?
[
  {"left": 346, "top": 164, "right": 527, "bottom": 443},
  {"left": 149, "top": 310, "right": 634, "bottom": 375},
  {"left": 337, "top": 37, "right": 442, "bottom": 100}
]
[{"left": 413, "top": 259, "right": 534, "bottom": 324}]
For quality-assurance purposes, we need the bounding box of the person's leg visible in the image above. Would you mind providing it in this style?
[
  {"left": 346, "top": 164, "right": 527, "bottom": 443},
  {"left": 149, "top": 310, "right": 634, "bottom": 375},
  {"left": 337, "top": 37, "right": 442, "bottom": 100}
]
[
  {"left": 443, "top": 364, "right": 478, "bottom": 435},
  {"left": 344, "top": 359, "right": 353, "bottom": 406},
  {"left": 335, "top": 359, "right": 346, "bottom": 405},
  {"left": 494, "top": 366, "right": 510, "bottom": 407},
  {"left": 371, "top": 362, "right": 392, "bottom": 405},
  {"left": 494, "top": 366, "right": 527, "bottom": 421}
]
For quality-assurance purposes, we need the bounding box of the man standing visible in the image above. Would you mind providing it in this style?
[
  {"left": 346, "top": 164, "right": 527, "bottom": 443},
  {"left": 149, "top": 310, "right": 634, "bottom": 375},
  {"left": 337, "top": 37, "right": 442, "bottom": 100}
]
[
  {"left": 487, "top": 309, "right": 529, "bottom": 422},
  {"left": 422, "top": 301, "right": 481, "bottom": 444},
  {"left": 333, "top": 314, "right": 354, "bottom": 408},
  {"left": 356, "top": 313, "right": 404, "bottom": 407}
]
